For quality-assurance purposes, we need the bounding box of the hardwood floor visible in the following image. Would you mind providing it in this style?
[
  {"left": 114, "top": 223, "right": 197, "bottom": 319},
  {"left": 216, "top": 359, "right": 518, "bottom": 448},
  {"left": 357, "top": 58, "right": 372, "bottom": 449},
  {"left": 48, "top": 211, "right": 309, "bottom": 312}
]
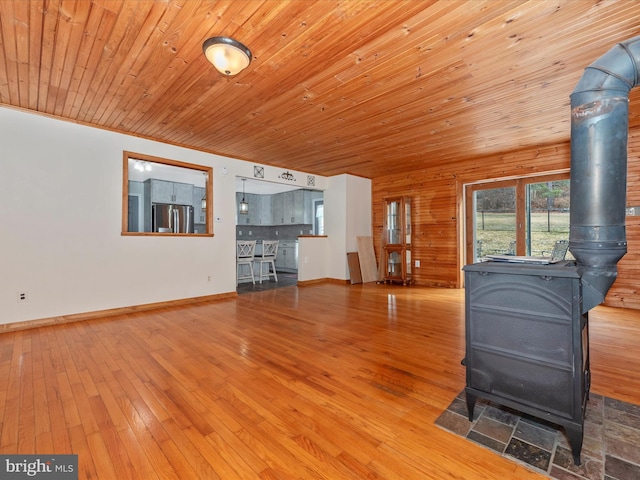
[{"left": 1, "top": 283, "right": 639, "bottom": 479}]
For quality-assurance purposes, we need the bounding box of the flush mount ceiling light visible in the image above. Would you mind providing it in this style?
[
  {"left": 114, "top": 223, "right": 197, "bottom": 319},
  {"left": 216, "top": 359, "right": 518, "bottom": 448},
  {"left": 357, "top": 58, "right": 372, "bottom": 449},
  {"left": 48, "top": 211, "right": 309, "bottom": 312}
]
[{"left": 202, "top": 36, "right": 252, "bottom": 76}]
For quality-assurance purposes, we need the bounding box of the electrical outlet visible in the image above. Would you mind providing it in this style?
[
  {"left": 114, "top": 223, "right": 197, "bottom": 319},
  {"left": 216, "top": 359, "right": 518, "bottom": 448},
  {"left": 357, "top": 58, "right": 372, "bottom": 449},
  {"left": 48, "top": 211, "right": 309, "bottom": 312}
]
[
  {"left": 415, "top": 260, "right": 421, "bottom": 268},
  {"left": 17, "top": 292, "right": 28, "bottom": 302},
  {"left": 207, "top": 275, "right": 212, "bottom": 282}
]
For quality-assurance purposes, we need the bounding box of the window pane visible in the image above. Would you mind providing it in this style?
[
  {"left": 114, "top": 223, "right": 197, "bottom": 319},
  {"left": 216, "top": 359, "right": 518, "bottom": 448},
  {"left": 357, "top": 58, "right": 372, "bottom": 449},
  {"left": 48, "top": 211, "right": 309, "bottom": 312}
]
[
  {"left": 387, "top": 250, "right": 402, "bottom": 278},
  {"left": 386, "top": 200, "right": 401, "bottom": 244},
  {"left": 526, "top": 180, "right": 571, "bottom": 258},
  {"left": 474, "top": 187, "right": 516, "bottom": 261},
  {"left": 315, "top": 202, "right": 324, "bottom": 235}
]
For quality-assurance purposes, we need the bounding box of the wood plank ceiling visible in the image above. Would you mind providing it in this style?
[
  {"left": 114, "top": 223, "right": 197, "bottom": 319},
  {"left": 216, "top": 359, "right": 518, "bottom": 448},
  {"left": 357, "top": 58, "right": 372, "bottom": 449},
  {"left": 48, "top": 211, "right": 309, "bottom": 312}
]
[{"left": 1, "top": 0, "right": 640, "bottom": 179}]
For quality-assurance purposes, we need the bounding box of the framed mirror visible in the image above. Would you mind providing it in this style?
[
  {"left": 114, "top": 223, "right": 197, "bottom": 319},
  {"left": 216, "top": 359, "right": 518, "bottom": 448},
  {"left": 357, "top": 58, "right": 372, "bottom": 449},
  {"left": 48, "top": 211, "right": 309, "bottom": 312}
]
[{"left": 122, "top": 151, "right": 213, "bottom": 236}]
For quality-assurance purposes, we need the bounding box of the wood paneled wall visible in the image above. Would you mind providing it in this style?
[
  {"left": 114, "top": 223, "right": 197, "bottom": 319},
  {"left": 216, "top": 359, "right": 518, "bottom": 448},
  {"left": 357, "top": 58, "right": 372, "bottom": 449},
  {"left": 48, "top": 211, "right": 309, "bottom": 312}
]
[{"left": 372, "top": 126, "right": 640, "bottom": 310}]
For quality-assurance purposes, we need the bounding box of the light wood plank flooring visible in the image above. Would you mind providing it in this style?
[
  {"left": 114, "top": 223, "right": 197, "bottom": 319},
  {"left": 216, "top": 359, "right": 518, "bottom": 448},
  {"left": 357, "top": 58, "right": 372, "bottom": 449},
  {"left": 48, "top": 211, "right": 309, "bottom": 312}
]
[{"left": 1, "top": 283, "right": 639, "bottom": 479}]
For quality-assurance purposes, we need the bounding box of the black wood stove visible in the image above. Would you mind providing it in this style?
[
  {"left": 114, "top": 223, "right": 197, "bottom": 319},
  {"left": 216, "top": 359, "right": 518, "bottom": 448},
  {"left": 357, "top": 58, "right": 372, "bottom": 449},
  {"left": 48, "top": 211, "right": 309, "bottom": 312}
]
[
  {"left": 463, "top": 35, "right": 640, "bottom": 466},
  {"left": 463, "top": 260, "right": 589, "bottom": 465}
]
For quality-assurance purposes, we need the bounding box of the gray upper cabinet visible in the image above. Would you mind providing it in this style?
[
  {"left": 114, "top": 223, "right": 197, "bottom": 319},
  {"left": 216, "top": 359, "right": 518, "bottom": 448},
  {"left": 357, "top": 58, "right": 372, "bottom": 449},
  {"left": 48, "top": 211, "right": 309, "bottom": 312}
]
[
  {"left": 248, "top": 194, "right": 262, "bottom": 225},
  {"left": 273, "top": 190, "right": 306, "bottom": 224},
  {"left": 282, "top": 191, "right": 294, "bottom": 224},
  {"left": 271, "top": 192, "right": 284, "bottom": 224},
  {"left": 291, "top": 190, "right": 305, "bottom": 223},
  {"left": 260, "top": 194, "right": 272, "bottom": 224},
  {"left": 149, "top": 179, "right": 193, "bottom": 205},
  {"left": 193, "top": 187, "right": 206, "bottom": 224},
  {"left": 173, "top": 182, "right": 194, "bottom": 204},
  {"left": 237, "top": 189, "right": 323, "bottom": 226}
]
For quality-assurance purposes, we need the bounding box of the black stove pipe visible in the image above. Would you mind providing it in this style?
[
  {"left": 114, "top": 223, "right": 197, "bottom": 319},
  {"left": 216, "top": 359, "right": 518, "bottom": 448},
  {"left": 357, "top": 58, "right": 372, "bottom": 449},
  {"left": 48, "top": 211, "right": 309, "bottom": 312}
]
[{"left": 570, "top": 36, "right": 640, "bottom": 313}]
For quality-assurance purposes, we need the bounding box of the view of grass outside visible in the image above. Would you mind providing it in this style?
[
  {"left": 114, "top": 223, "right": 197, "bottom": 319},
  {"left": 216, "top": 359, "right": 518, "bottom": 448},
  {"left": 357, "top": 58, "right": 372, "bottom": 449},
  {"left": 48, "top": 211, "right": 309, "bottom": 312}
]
[
  {"left": 474, "top": 179, "right": 571, "bottom": 260},
  {"left": 475, "top": 211, "right": 571, "bottom": 258}
]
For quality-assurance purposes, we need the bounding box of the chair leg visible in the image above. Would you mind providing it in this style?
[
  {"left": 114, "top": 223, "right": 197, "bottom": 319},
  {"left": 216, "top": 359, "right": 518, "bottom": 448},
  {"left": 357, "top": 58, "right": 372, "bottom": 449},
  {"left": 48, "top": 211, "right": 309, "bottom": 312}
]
[
  {"left": 271, "top": 260, "right": 278, "bottom": 282},
  {"left": 237, "top": 261, "right": 257, "bottom": 285}
]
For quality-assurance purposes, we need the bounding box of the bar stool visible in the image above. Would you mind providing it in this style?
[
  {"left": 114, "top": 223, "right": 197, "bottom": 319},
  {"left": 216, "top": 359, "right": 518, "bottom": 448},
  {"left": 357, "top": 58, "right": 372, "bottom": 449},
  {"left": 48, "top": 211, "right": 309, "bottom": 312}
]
[
  {"left": 236, "top": 240, "right": 256, "bottom": 285},
  {"left": 255, "top": 240, "right": 278, "bottom": 283}
]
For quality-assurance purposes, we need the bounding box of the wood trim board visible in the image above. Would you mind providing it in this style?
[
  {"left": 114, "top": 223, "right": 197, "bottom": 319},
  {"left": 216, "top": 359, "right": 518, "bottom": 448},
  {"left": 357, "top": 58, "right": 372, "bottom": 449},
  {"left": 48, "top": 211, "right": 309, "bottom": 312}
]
[
  {"left": 347, "top": 252, "right": 363, "bottom": 284},
  {"left": 357, "top": 236, "right": 378, "bottom": 283}
]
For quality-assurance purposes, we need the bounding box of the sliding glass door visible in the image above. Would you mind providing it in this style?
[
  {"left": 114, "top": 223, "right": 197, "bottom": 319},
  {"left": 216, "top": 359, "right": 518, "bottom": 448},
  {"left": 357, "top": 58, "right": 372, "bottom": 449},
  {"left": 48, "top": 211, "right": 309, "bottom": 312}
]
[{"left": 466, "top": 174, "right": 570, "bottom": 263}]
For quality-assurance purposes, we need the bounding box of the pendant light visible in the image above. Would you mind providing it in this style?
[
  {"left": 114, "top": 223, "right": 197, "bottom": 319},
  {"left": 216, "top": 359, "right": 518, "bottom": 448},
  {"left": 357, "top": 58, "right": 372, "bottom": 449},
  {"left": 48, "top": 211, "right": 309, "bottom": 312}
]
[
  {"left": 201, "top": 174, "right": 207, "bottom": 210},
  {"left": 239, "top": 179, "right": 249, "bottom": 214}
]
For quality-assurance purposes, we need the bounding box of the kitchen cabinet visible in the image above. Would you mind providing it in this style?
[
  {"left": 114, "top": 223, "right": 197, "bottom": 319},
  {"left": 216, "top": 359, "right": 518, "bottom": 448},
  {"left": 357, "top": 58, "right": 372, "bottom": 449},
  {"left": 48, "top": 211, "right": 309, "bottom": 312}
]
[
  {"left": 292, "top": 190, "right": 305, "bottom": 223},
  {"left": 282, "top": 191, "right": 293, "bottom": 223},
  {"left": 272, "top": 190, "right": 308, "bottom": 224},
  {"left": 272, "top": 191, "right": 295, "bottom": 224},
  {"left": 383, "top": 196, "right": 413, "bottom": 285},
  {"left": 148, "top": 179, "right": 193, "bottom": 205},
  {"left": 259, "top": 195, "right": 273, "bottom": 224},
  {"left": 193, "top": 187, "right": 206, "bottom": 225},
  {"left": 235, "top": 189, "right": 323, "bottom": 226},
  {"left": 275, "top": 241, "right": 298, "bottom": 271},
  {"left": 249, "top": 194, "right": 262, "bottom": 225},
  {"left": 271, "top": 193, "right": 284, "bottom": 224}
]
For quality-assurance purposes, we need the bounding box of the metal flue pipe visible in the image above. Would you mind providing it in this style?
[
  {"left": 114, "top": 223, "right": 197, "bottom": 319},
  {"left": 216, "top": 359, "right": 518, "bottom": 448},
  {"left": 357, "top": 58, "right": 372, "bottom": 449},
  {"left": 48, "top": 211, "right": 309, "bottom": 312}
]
[{"left": 570, "top": 35, "right": 640, "bottom": 312}]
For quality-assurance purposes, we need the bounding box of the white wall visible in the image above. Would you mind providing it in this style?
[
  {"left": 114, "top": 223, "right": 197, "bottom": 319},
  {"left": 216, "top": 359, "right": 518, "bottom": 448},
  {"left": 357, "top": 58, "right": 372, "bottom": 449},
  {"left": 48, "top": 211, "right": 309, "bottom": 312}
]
[
  {"left": 1, "top": 106, "right": 354, "bottom": 326},
  {"left": 311, "top": 174, "right": 372, "bottom": 281},
  {"left": 297, "top": 237, "right": 328, "bottom": 281}
]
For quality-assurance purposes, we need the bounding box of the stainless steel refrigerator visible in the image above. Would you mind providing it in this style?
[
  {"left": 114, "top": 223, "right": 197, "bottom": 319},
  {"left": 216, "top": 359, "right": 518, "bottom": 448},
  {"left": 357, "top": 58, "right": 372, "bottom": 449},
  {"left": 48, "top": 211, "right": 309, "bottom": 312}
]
[{"left": 152, "top": 203, "right": 194, "bottom": 233}]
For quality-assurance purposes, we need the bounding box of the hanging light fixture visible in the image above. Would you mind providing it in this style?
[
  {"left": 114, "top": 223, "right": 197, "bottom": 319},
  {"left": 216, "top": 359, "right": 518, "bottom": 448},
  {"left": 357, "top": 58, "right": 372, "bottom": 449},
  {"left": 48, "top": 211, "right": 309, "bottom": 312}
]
[
  {"left": 133, "top": 160, "right": 152, "bottom": 172},
  {"left": 239, "top": 179, "right": 249, "bottom": 214},
  {"left": 201, "top": 174, "right": 207, "bottom": 210},
  {"left": 202, "top": 36, "right": 252, "bottom": 76}
]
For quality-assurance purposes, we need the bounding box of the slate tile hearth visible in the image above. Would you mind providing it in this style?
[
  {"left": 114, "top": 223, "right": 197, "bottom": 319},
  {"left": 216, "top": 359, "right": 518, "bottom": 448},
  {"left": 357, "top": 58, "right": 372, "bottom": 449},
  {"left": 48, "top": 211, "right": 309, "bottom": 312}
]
[{"left": 435, "top": 391, "right": 640, "bottom": 480}]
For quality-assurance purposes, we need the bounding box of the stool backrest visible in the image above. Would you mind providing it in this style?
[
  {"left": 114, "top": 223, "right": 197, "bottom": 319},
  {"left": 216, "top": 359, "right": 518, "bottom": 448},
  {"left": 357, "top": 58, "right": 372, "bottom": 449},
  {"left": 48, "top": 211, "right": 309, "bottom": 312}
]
[
  {"left": 261, "top": 240, "right": 279, "bottom": 259},
  {"left": 237, "top": 240, "right": 256, "bottom": 260}
]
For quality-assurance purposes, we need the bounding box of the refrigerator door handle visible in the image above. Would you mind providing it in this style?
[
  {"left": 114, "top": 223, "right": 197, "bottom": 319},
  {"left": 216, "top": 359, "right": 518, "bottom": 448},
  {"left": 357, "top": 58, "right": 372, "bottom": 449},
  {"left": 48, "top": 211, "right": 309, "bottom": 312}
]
[{"left": 173, "top": 207, "right": 179, "bottom": 233}]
